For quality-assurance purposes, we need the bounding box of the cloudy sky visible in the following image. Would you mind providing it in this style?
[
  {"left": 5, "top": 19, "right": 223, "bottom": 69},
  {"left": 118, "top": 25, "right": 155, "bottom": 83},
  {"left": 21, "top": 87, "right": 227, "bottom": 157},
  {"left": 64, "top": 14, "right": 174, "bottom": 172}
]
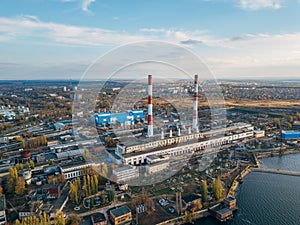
[{"left": 0, "top": 0, "right": 300, "bottom": 80}]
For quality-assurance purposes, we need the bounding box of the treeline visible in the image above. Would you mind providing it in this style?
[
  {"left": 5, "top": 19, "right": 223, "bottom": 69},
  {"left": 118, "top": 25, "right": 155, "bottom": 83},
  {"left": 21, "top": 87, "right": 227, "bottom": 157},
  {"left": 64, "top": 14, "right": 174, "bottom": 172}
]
[
  {"left": 200, "top": 176, "right": 223, "bottom": 202},
  {"left": 6, "top": 167, "right": 26, "bottom": 195},
  {"left": 69, "top": 174, "right": 99, "bottom": 204},
  {"left": 16, "top": 135, "right": 47, "bottom": 149},
  {"left": 14, "top": 210, "right": 66, "bottom": 225}
]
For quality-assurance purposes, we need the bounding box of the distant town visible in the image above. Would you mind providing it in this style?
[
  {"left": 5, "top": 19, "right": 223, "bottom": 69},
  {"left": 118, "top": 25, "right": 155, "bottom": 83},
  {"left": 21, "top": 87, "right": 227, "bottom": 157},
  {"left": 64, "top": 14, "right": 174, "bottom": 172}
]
[{"left": 0, "top": 78, "right": 300, "bottom": 225}]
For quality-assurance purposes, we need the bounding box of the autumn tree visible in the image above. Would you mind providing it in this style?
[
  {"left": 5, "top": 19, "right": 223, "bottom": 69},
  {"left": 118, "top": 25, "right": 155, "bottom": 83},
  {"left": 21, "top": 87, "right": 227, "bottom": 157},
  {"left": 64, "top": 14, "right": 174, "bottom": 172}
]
[
  {"left": 66, "top": 214, "right": 82, "bottom": 225},
  {"left": 7, "top": 167, "right": 18, "bottom": 193},
  {"left": 192, "top": 199, "right": 202, "bottom": 211},
  {"left": 0, "top": 186, "right": 3, "bottom": 195},
  {"left": 274, "top": 118, "right": 281, "bottom": 128},
  {"left": 54, "top": 210, "right": 66, "bottom": 225},
  {"left": 15, "top": 177, "right": 26, "bottom": 195},
  {"left": 201, "top": 180, "right": 208, "bottom": 202},
  {"left": 213, "top": 177, "right": 223, "bottom": 200},
  {"left": 70, "top": 180, "right": 79, "bottom": 205},
  {"left": 16, "top": 136, "right": 25, "bottom": 148}
]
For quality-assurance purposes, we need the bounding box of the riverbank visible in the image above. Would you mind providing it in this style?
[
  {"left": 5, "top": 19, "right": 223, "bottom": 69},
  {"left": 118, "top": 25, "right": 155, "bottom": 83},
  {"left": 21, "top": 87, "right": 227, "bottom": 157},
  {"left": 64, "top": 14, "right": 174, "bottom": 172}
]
[{"left": 256, "top": 148, "right": 300, "bottom": 159}]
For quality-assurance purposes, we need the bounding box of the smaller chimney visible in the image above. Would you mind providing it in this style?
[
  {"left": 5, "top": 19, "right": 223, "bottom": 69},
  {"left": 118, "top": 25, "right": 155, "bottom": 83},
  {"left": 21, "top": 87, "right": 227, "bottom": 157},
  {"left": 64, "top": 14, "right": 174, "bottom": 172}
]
[
  {"left": 169, "top": 128, "right": 173, "bottom": 138},
  {"left": 188, "top": 127, "right": 191, "bottom": 134},
  {"left": 161, "top": 128, "right": 164, "bottom": 140},
  {"left": 178, "top": 127, "right": 181, "bottom": 136}
]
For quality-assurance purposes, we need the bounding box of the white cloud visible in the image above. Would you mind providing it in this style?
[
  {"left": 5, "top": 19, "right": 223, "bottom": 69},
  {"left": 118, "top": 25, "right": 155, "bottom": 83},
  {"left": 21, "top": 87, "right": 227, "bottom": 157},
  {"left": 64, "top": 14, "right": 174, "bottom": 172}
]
[
  {"left": 239, "top": 0, "right": 285, "bottom": 10},
  {"left": 1, "top": 15, "right": 300, "bottom": 78},
  {"left": 0, "top": 15, "right": 146, "bottom": 46},
  {"left": 82, "top": 0, "right": 96, "bottom": 12}
]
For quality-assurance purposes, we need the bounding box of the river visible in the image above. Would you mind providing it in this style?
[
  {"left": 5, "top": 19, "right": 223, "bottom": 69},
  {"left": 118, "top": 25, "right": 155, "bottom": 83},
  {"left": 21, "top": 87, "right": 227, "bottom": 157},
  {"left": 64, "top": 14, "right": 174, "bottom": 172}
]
[{"left": 194, "top": 153, "right": 300, "bottom": 225}]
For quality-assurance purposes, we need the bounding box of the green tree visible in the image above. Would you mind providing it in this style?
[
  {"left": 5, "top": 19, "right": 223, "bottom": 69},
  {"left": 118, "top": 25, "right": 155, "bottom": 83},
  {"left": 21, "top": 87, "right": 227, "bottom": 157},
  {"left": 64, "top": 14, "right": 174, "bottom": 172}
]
[
  {"left": 107, "top": 190, "right": 114, "bottom": 202},
  {"left": 29, "top": 160, "right": 35, "bottom": 169},
  {"left": 201, "top": 180, "right": 208, "bottom": 202}
]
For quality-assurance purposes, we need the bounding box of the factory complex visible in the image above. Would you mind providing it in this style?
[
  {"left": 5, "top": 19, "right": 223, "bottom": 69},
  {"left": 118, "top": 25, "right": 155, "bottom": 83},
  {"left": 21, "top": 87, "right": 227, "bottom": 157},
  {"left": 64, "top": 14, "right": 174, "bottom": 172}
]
[{"left": 98, "top": 75, "right": 265, "bottom": 183}]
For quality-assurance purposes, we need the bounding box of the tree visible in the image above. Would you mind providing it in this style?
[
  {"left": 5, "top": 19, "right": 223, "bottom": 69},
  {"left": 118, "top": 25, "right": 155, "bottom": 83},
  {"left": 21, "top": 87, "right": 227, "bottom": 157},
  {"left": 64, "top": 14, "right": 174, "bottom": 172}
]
[
  {"left": 29, "top": 160, "right": 35, "bottom": 169},
  {"left": 14, "top": 219, "right": 21, "bottom": 225},
  {"left": 107, "top": 190, "right": 114, "bottom": 202},
  {"left": 93, "top": 174, "right": 98, "bottom": 193},
  {"left": 192, "top": 199, "right": 202, "bottom": 211},
  {"left": 54, "top": 210, "right": 66, "bottom": 225},
  {"left": 7, "top": 167, "right": 18, "bottom": 193},
  {"left": 0, "top": 186, "right": 3, "bottom": 195},
  {"left": 99, "top": 163, "right": 108, "bottom": 178},
  {"left": 212, "top": 178, "right": 217, "bottom": 199},
  {"left": 16, "top": 163, "right": 24, "bottom": 171},
  {"left": 201, "top": 180, "right": 208, "bottom": 202},
  {"left": 67, "top": 214, "right": 82, "bottom": 225},
  {"left": 286, "top": 122, "right": 292, "bottom": 129},
  {"left": 215, "top": 177, "right": 223, "bottom": 200},
  {"left": 274, "top": 118, "right": 281, "bottom": 128},
  {"left": 70, "top": 181, "right": 79, "bottom": 205},
  {"left": 15, "top": 177, "right": 26, "bottom": 195},
  {"left": 16, "top": 136, "right": 25, "bottom": 148}
]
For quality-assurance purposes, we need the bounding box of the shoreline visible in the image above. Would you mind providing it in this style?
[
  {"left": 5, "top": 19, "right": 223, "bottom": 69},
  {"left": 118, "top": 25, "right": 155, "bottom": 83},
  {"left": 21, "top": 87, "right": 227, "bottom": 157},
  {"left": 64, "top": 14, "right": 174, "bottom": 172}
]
[{"left": 155, "top": 150, "right": 300, "bottom": 225}]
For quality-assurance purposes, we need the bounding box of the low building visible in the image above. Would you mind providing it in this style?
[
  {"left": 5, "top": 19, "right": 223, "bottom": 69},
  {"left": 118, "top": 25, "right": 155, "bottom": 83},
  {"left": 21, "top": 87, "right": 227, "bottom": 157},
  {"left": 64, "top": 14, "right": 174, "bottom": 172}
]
[
  {"left": 224, "top": 197, "right": 236, "bottom": 209},
  {"left": 145, "top": 161, "right": 169, "bottom": 175},
  {"left": 112, "top": 166, "right": 139, "bottom": 182},
  {"left": 110, "top": 206, "right": 132, "bottom": 225},
  {"left": 0, "top": 195, "right": 6, "bottom": 225},
  {"left": 60, "top": 162, "right": 98, "bottom": 179},
  {"left": 43, "top": 184, "right": 61, "bottom": 199},
  {"left": 215, "top": 207, "right": 233, "bottom": 221},
  {"left": 91, "top": 212, "right": 107, "bottom": 225},
  {"left": 254, "top": 130, "right": 265, "bottom": 138}
]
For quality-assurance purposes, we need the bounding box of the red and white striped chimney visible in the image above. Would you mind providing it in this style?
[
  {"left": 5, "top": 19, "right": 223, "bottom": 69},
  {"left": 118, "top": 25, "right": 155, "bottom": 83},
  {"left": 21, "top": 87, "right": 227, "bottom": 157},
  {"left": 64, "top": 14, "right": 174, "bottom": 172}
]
[
  {"left": 147, "top": 74, "right": 154, "bottom": 137},
  {"left": 192, "top": 74, "right": 199, "bottom": 132}
]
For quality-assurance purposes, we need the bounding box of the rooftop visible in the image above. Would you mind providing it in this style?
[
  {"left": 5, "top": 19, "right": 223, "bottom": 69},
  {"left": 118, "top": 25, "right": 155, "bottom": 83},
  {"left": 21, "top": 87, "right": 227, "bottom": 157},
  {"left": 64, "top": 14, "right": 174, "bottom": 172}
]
[
  {"left": 110, "top": 205, "right": 131, "bottom": 218},
  {"left": 92, "top": 212, "right": 106, "bottom": 223},
  {"left": 0, "top": 195, "right": 5, "bottom": 211}
]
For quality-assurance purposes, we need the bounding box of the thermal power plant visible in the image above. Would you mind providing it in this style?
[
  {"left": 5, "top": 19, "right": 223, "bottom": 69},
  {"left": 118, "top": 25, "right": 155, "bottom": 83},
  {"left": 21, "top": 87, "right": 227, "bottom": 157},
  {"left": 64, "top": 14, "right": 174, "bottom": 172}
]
[
  {"left": 108, "top": 74, "right": 264, "bottom": 183},
  {"left": 147, "top": 74, "right": 154, "bottom": 137},
  {"left": 192, "top": 74, "right": 199, "bottom": 133}
]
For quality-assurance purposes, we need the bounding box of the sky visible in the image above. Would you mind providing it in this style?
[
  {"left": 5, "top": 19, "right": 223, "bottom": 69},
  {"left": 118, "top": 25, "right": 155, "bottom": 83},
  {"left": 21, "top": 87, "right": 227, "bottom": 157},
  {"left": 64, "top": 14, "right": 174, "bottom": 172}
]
[{"left": 0, "top": 0, "right": 300, "bottom": 80}]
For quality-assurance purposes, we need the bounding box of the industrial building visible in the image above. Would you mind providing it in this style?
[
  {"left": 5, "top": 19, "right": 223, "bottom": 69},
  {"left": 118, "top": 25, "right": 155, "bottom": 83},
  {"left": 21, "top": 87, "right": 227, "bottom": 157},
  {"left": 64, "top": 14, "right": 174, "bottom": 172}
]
[
  {"left": 94, "top": 110, "right": 144, "bottom": 126},
  {"left": 281, "top": 130, "right": 300, "bottom": 140},
  {"left": 112, "top": 165, "right": 139, "bottom": 182},
  {"left": 105, "top": 75, "right": 262, "bottom": 183}
]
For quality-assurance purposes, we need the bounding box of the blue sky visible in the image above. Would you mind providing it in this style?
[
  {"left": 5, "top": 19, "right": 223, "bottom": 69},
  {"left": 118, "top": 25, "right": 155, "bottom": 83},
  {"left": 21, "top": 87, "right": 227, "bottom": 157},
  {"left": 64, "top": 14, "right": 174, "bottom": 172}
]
[{"left": 1, "top": 0, "right": 300, "bottom": 79}]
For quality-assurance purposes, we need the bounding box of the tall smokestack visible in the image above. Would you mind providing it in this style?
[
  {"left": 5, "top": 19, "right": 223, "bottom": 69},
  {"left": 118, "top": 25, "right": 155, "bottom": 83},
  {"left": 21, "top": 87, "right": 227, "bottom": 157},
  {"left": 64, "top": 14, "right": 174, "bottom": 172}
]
[
  {"left": 147, "top": 74, "right": 154, "bottom": 137},
  {"left": 192, "top": 74, "right": 199, "bottom": 133}
]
